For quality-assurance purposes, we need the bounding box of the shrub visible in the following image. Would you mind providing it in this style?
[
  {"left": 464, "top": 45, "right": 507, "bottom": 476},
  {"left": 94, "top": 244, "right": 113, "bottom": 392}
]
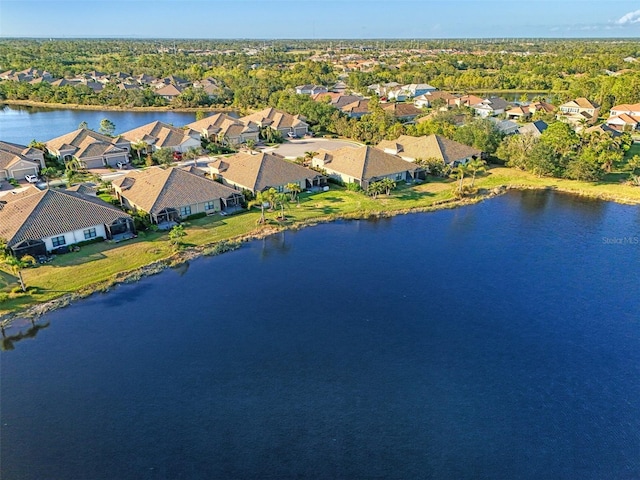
[
  {"left": 75, "top": 236, "right": 105, "bottom": 247},
  {"left": 346, "top": 182, "right": 361, "bottom": 192},
  {"left": 185, "top": 212, "right": 206, "bottom": 221}
]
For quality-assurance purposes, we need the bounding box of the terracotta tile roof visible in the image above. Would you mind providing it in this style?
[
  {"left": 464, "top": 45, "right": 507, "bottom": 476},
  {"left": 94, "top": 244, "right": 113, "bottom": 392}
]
[
  {"left": 119, "top": 121, "right": 198, "bottom": 149},
  {"left": 340, "top": 99, "right": 370, "bottom": 115},
  {"left": 112, "top": 167, "right": 240, "bottom": 215},
  {"left": 377, "top": 134, "right": 481, "bottom": 164},
  {"left": 0, "top": 187, "right": 130, "bottom": 246},
  {"left": 381, "top": 102, "right": 423, "bottom": 118},
  {"left": 240, "top": 108, "right": 308, "bottom": 130},
  {"left": 0, "top": 141, "right": 41, "bottom": 172},
  {"left": 45, "top": 128, "right": 128, "bottom": 159},
  {"left": 209, "top": 152, "right": 319, "bottom": 192},
  {"left": 186, "top": 113, "right": 258, "bottom": 138},
  {"left": 574, "top": 97, "right": 600, "bottom": 109},
  {"left": 314, "top": 145, "right": 418, "bottom": 182}
]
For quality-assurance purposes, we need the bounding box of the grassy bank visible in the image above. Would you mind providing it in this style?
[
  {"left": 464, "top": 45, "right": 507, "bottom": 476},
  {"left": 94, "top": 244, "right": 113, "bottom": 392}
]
[
  {"left": 1, "top": 166, "right": 639, "bottom": 320},
  {"left": 1, "top": 99, "right": 238, "bottom": 113}
]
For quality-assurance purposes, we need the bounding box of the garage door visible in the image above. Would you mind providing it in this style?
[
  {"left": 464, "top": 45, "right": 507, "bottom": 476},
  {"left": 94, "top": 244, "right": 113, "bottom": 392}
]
[{"left": 10, "top": 167, "right": 38, "bottom": 180}]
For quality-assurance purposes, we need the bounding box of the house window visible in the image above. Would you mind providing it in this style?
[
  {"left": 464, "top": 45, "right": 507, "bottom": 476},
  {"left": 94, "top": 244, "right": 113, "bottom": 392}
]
[
  {"left": 204, "top": 201, "right": 215, "bottom": 211},
  {"left": 83, "top": 228, "right": 97, "bottom": 240},
  {"left": 179, "top": 206, "right": 192, "bottom": 217},
  {"left": 51, "top": 235, "right": 66, "bottom": 247},
  {"left": 276, "top": 185, "right": 284, "bottom": 193},
  {"left": 395, "top": 174, "right": 403, "bottom": 181}
]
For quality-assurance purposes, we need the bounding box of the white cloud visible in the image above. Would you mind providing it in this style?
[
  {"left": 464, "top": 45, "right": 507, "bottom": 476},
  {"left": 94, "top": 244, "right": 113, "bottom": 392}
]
[{"left": 616, "top": 9, "right": 640, "bottom": 25}]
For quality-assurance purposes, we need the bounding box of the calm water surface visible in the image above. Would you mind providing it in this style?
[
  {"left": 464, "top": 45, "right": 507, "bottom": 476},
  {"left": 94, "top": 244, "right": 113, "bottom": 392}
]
[
  {"left": 0, "top": 105, "right": 205, "bottom": 144},
  {"left": 1, "top": 191, "right": 640, "bottom": 479}
]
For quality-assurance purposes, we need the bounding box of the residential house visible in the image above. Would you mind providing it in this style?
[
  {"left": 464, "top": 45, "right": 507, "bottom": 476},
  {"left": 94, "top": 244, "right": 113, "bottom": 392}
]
[
  {"left": 119, "top": 121, "right": 201, "bottom": 154},
  {"left": 367, "top": 82, "right": 401, "bottom": 98},
  {"left": 414, "top": 91, "right": 456, "bottom": 109},
  {"left": 606, "top": 103, "right": 640, "bottom": 131},
  {"left": 311, "top": 146, "right": 420, "bottom": 189},
  {"left": 295, "top": 85, "right": 328, "bottom": 95},
  {"left": 155, "top": 83, "right": 184, "bottom": 102},
  {"left": 340, "top": 99, "right": 371, "bottom": 118},
  {"left": 377, "top": 134, "right": 482, "bottom": 166},
  {"left": 209, "top": 151, "right": 324, "bottom": 194},
  {"left": 585, "top": 123, "right": 624, "bottom": 138},
  {"left": 45, "top": 128, "right": 130, "bottom": 169},
  {"left": 557, "top": 98, "right": 600, "bottom": 127},
  {"left": 387, "top": 83, "right": 437, "bottom": 101},
  {"left": 0, "top": 186, "right": 135, "bottom": 255},
  {"left": 517, "top": 120, "right": 548, "bottom": 137},
  {"left": 112, "top": 167, "right": 243, "bottom": 224},
  {"left": 186, "top": 113, "right": 260, "bottom": 145},
  {"left": 381, "top": 102, "right": 423, "bottom": 123},
  {"left": 447, "top": 94, "right": 484, "bottom": 109},
  {"left": 488, "top": 118, "right": 520, "bottom": 135},
  {"left": 0, "top": 141, "right": 45, "bottom": 181},
  {"left": 471, "top": 97, "right": 509, "bottom": 118},
  {"left": 312, "top": 93, "right": 365, "bottom": 109},
  {"left": 240, "top": 108, "right": 309, "bottom": 138},
  {"left": 506, "top": 101, "right": 556, "bottom": 120}
]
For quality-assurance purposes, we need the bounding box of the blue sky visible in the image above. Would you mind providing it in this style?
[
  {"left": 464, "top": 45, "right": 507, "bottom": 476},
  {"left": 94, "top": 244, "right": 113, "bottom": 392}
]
[{"left": 1, "top": 0, "right": 640, "bottom": 38}]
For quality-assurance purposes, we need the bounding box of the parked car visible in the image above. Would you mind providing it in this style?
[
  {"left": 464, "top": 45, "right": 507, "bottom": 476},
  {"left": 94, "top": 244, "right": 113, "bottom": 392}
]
[
  {"left": 173, "top": 151, "right": 183, "bottom": 161},
  {"left": 25, "top": 174, "right": 39, "bottom": 183},
  {"left": 287, "top": 132, "right": 297, "bottom": 139}
]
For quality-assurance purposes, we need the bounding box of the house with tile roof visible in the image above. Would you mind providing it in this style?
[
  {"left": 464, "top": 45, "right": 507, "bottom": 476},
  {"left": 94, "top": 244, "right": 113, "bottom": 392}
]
[
  {"left": 340, "top": 99, "right": 371, "bottom": 118},
  {"left": 185, "top": 113, "right": 259, "bottom": 146},
  {"left": 557, "top": 98, "right": 600, "bottom": 127},
  {"left": 381, "top": 102, "right": 423, "bottom": 122},
  {"left": 311, "top": 146, "right": 421, "bottom": 189},
  {"left": 209, "top": 152, "right": 324, "bottom": 194},
  {"left": 240, "top": 108, "right": 309, "bottom": 138},
  {"left": 471, "top": 97, "right": 509, "bottom": 118},
  {"left": 0, "top": 186, "right": 134, "bottom": 255},
  {"left": 377, "top": 135, "right": 482, "bottom": 166},
  {"left": 45, "top": 128, "right": 130, "bottom": 169},
  {"left": 119, "top": 121, "right": 201, "bottom": 154},
  {"left": 413, "top": 91, "right": 456, "bottom": 109},
  {"left": 111, "top": 167, "right": 243, "bottom": 225},
  {"left": 606, "top": 103, "right": 640, "bottom": 131},
  {"left": 155, "top": 83, "right": 184, "bottom": 101},
  {"left": 295, "top": 85, "right": 328, "bottom": 95},
  {"left": 0, "top": 141, "right": 45, "bottom": 181}
]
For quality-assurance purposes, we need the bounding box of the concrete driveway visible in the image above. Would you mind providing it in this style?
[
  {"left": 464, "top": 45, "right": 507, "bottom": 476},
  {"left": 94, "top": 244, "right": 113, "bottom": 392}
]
[{"left": 263, "top": 138, "right": 361, "bottom": 159}]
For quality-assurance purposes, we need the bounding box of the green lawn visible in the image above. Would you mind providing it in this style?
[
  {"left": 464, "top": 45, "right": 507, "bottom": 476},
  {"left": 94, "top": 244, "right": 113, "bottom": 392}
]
[{"left": 2, "top": 167, "right": 639, "bottom": 316}]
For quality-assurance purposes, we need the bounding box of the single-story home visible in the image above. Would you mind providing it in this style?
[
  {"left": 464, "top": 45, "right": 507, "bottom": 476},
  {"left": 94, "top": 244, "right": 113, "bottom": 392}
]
[
  {"left": 377, "top": 134, "right": 482, "bottom": 166},
  {"left": 119, "top": 121, "right": 201, "bottom": 154},
  {"left": 209, "top": 151, "right": 324, "bottom": 194},
  {"left": 0, "top": 186, "right": 135, "bottom": 255},
  {"left": 185, "top": 113, "right": 260, "bottom": 145},
  {"left": 295, "top": 85, "right": 328, "bottom": 95},
  {"left": 0, "top": 141, "right": 45, "bottom": 180},
  {"left": 517, "top": 120, "right": 548, "bottom": 137},
  {"left": 45, "top": 128, "right": 130, "bottom": 169},
  {"left": 111, "top": 166, "right": 244, "bottom": 224},
  {"left": 240, "top": 108, "right": 309, "bottom": 138},
  {"left": 381, "top": 102, "right": 424, "bottom": 123},
  {"left": 312, "top": 145, "right": 421, "bottom": 189}
]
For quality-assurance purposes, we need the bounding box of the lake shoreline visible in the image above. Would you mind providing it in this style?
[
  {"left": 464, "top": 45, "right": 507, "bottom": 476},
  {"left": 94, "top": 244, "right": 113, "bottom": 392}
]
[
  {"left": 1, "top": 99, "right": 239, "bottom": 114},
  {"left": 2, "top": 182, "right": 639, "bottom": 332}
]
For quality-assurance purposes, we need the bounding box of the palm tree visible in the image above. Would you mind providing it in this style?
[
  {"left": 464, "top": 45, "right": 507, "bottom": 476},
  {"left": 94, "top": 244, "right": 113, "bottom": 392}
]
[
  {"left": 467, "top": 159, "right": 487, "bottom": 187},
  {"left": 274, "top": 192, "right": 289, "bottom": 220},
  {"left": 367, "top": 181, "right": 384, "bottom": 199},
  {"left": 285, "top": 183, "right": 301, "bottom": 203},
  {"left": 450, "top": 163, "right": 470, "bottom": 195},
  {"left": 131, "top": 140, "right": 148, "bottom": 164},
  {"left": 380, "top": 177, "right": 396, "bottom": 195},
  {"left": 303, "top": 151, "right": 318, "bottom": 166},
  {"left": 1, "top": 254, "right": 35, "bottom": 292},
  {"left": 248, "top": 190, "right": 271, "bottom": 224}
]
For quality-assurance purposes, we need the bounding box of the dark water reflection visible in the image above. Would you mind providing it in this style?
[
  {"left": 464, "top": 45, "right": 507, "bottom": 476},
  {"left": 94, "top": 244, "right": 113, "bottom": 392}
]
[{"left": 1, "top": 191, "right": 639, "bottom": 480}]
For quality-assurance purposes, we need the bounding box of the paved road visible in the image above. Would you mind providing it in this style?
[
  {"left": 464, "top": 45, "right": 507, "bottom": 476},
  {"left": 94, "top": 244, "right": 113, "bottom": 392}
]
[{"left": 263, "top": 138, "right": 361, "bottom": 159}]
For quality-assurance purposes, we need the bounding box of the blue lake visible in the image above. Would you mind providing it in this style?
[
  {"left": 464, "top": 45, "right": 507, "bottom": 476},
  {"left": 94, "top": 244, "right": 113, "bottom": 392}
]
[
  {"left": 1, "top": 191, "right": 640, "bottom": 479},
  {"left": 0, "top": 105, "right": 209, "bottom": 145}
]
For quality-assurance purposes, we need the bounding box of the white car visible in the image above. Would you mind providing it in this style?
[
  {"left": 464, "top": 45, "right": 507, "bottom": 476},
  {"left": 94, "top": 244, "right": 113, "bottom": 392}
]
[{"left": 25, "top": 174, "right": 39, "bottom": 183}]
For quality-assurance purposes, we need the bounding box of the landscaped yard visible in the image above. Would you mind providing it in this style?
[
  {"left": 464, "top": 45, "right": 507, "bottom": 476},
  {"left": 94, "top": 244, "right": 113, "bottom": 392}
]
[{"left": 2, "top": 166, "right": 640, "bottom": 316}]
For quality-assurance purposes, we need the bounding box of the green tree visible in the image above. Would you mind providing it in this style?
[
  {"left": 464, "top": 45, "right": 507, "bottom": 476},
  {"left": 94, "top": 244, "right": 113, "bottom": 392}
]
[
  {"left": 285, "top": 182, "right": 301, "bottom": 203},
  {"left": 40, "top": 166, "right": 60, "bottom": 188},
  {"left": 366, "top": 181, "right": 384, "bottom": 199},
  {"left": 168, "top": 224, "right": 186, "bottom": 251},
  {"left": 1, "top": 254, "right": 35, "bottom": 293},
  {"left": 449, "top": 163, "right": 470, "bottom": 197},
  {"left": 380, "top": 177, "right": 397, "bottom": 195},
  {"left": 78, "top": 121, "right": 88, "bottom": 129},
  {"left": 467, "top": 158, "right": 487, "bottom": 187},
  {"left": 248, "top": 190, "right": 272, "bottom": 224},
  {"left": 99, "top": 118, "right": 116, "bottom": 137},
  {"left": 153, "top": 148, "right": 174, "bottom": 166}
]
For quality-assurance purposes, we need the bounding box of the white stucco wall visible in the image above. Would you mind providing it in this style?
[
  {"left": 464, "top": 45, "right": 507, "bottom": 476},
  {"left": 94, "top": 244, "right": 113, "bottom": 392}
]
[{"left": 43, "top": 224, "right": 107, "bottom": 251}]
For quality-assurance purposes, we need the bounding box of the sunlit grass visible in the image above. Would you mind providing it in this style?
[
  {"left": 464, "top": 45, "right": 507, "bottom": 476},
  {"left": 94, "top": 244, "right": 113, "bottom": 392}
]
[{"left": 2, "top": 166, "right": 639, "bottom": 315}]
